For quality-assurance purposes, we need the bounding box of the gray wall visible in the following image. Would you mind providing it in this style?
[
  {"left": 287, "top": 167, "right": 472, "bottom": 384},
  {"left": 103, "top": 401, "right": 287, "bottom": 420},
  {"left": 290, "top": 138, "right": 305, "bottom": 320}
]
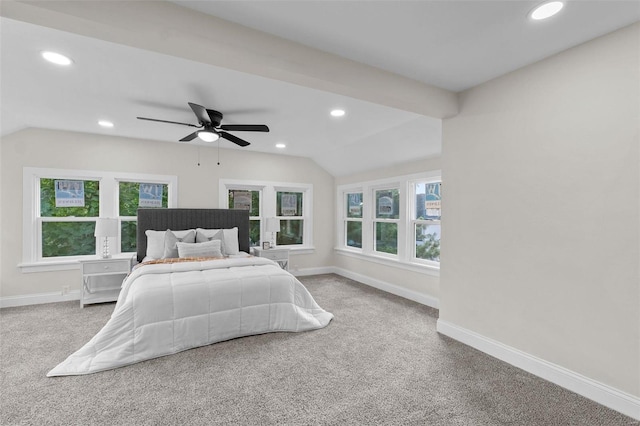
[{"left": 440, "top": 23, "right": 639, "bottom": 396}]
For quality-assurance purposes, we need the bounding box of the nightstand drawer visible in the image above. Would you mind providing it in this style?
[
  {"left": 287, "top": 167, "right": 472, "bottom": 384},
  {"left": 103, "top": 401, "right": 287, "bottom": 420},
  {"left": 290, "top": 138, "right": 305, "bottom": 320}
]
[
  {"left": 260, "top": 250, "right": 286, "bottom": 261},
  {"left": 253, "top": 247, "right": 289, "bottom": 270},
  {"left": 82, "top": 259, "right": 130, "bottom": 275}
]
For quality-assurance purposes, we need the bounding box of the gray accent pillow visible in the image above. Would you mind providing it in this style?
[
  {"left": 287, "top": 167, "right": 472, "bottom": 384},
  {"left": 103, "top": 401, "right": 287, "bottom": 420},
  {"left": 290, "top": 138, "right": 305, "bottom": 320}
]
[
  {"left": 196, "top": 229, "right": 225, "bottom": 254},
  {"left": 146, "top": 229, "right": 195, "bottom": 259},
  {"left": 163, "top": 229, "right": 196, "bottom": 259},
  {"left": 177, "top": 240, "right": 223, "bottom": 258}
]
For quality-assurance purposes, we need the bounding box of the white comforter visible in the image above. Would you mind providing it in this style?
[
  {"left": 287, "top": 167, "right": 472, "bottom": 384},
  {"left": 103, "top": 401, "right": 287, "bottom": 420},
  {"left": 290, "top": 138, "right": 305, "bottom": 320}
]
[{"left": 48, "top": 257, "right": 333, "bottom": 376}]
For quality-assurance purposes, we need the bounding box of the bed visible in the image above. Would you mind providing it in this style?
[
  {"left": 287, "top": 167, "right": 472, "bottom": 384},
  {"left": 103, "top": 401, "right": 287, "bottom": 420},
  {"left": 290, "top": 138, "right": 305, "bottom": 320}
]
[{"left": 47, "top": 208, "right": 333, "bottom": 376}]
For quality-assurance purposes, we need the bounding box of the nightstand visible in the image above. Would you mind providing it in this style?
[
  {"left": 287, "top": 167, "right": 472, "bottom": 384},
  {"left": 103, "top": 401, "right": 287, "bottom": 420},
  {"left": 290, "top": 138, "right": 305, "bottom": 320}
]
[
  {"left": 79, "top": 257, "right": 132, "bottom": 308},
  {"left": 253, "top": 247, "right": 289, "bottom": 270}
]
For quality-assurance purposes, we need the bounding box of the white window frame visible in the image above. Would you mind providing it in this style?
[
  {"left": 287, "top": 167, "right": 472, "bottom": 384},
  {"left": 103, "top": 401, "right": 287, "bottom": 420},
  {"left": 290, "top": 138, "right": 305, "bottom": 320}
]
[
  {"left": 336, "top": 171, "right": 441, "bottom": 276},
  {"left": 219, "top": 179, "right": 314, "bottom": 252},
  {"left": 226, "top": 184, "right": 265, "bottom": 247},
  {"left": 343, "top": 190, "right": 364, "bottom": 250},
  {"left": 21, "top": 167, "right": 177, "bottom": 272},
  {"left": 372, "top": 185, "right": 403, "bottom": 259},
  {"left": 410, "top": 178, "right": 441, "bottom": 267},
  {"left": 116, "top": 178, "right": 175, "bottom": 255}
]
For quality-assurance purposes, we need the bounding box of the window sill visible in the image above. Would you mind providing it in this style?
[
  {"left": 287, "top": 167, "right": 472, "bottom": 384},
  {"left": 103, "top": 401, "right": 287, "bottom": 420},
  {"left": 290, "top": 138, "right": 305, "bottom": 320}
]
[
  {"left": 334, "top": 247, "right": 440, "bottom": 277},
  {"left": 19, "top": 254, "right": 135, "bottom": 274}
]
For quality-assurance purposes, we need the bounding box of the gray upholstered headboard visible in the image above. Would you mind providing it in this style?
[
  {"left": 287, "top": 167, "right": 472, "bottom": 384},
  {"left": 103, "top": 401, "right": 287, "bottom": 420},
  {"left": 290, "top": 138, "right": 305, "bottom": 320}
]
[{"left": 136, "top": 208, "right": 250, "bottom": 262}]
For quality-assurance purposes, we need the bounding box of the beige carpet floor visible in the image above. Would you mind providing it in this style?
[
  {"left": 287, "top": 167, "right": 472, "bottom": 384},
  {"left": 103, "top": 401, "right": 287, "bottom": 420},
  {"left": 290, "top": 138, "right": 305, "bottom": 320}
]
[{"left": 0, "top": 274, "right": 636, "bottom": 425}]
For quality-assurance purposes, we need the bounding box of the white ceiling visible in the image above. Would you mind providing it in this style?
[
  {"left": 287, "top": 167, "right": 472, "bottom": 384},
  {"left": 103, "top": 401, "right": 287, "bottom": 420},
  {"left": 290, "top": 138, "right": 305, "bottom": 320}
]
[
  {"left": 2, "top": 1, "right": 638, "bottom": 176},
  {"left": 176, "top": 0, "right": 640, "bottom": 92}
]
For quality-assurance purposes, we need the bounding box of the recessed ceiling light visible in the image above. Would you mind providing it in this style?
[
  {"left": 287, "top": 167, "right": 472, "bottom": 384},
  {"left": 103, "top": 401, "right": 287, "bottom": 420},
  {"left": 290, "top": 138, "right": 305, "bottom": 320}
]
[
  {"left": 330, "top": 109, "right": 345, "bottom": 117},
  {"left": 530, "top": 1, "right": 564, "bottom": 20},
  {"left": 98, "top": 120, "right": 114, "bottom": 128},
  {"left": 41, "top": 51, "right": 73, "bottom": 66},
  {"left": 275, "top": 143, "right": 286, "bottom": 149}
]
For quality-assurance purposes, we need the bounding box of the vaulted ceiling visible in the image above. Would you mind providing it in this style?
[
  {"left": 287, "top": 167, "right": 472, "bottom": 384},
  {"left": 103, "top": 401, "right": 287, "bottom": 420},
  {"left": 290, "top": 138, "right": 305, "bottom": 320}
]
[{"left": 2, "top": 1, "right": 638, "bottom": 176}]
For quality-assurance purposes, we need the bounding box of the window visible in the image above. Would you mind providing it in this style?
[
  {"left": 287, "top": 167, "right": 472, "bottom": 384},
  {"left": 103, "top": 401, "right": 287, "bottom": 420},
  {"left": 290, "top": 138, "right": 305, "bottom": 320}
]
[
  {"left": 40, "top": 178, "right": 99, "bottom": 258},
  {"left": 344, "top": 192, "right": 363, "bottom": 248},
  {"left": 374, "top": 188, "right": 400, "bottom": 255},
  {"left": 228, "top": 189, "right": 261, "bottom": 246},
  {"left": 336, "top": 171, "right": 441, "bottom": 274},
  {"left": 413, "top": 182, "right": 441, "bottom": 263},
  {"left": 220, "top": 179, "right": 313, "bottom": 250},
  {"left": 118, "top": 181, "right": 169, "bottom": 253},
  {"left": 22, "top": 168, "right": 177, "bottom": 272},
  {"left": 276, "top": 191, "right": 304, "bottom": 245}
]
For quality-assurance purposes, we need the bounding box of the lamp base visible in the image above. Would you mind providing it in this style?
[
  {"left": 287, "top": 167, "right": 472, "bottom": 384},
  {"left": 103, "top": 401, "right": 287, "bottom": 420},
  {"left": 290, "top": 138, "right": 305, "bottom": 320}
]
[{"left": 101, "top": 238, "right": 111, "bottom": 259}]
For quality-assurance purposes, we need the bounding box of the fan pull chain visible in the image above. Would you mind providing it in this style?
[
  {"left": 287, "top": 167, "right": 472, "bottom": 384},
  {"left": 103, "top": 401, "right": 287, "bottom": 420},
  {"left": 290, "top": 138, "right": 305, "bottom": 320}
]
[
  {"left": 197, "top": 146, "right": 201, "bottom": 166},
  {"left": 217, "top": 139, "right": 221, "bottom": 166}
]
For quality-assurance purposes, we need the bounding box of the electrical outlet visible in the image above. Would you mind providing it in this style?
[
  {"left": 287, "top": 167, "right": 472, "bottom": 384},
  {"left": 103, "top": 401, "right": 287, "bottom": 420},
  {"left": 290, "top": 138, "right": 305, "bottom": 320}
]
[{"left": 62, "top": 286, "right": 70, "bottom": 295}]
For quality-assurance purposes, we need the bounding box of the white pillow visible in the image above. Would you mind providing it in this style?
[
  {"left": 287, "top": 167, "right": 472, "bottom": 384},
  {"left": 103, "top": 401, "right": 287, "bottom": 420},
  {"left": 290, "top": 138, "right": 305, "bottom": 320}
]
[
  {"left": 196, "top": 228, "right": 239, "bottom": 256},
  {"left": 222, "top": 227, "right": 239, "bottom": 255},
  {"left": 145, "top": 230, "right": 166, "bottom": 259},
  {"left": 177, "top": 240, "right": 223, "bottom": 258},
  {"left": 145, "top": 229, "right": 195, "bottom": 259},
  {"left": 162, "top": 229, "right": 196, "bottom": 259}
]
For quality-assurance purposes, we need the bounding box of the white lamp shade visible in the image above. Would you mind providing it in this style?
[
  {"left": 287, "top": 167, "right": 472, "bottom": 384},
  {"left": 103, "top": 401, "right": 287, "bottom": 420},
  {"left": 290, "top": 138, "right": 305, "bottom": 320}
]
[
  {"left": 265, "top": 217, "right": 281, "bottom": 233},
  {"left": 94, "top": 218, "right": 118, "bottom": 237}
]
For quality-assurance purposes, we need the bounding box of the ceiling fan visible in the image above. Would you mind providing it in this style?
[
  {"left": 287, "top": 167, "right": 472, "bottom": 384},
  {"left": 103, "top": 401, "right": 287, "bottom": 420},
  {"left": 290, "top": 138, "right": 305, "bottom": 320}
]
[{"left": 137, "top": 102, "right": 269, "bottom": 146}]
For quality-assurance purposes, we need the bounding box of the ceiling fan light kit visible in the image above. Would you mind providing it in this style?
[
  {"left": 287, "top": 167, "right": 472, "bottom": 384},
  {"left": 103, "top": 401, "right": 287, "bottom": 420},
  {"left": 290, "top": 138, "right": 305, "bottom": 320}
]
[
  {"left": 137, "top": 102, "right": 269, "bottom": 147},
  {"left": 197, "top": 130, "right": 219, "bottom": 142}
]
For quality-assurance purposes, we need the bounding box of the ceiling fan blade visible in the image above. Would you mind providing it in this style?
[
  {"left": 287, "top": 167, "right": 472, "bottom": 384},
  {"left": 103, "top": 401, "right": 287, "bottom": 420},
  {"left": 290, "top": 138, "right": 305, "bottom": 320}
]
[
  {"left": 219, "top": 124, "right": 269, "bottom": 132},
  {"left": 137, "top": 117, "right": 199, "bottom": 128},
  {"left": 219, "top": 131, "right": 250, "bottom": 147},
  {"left": 188, "top": 102, "right": 211, "bottom": 125},
  {"left": 179, "top": 132, "right": 199, "bottom": 142}
]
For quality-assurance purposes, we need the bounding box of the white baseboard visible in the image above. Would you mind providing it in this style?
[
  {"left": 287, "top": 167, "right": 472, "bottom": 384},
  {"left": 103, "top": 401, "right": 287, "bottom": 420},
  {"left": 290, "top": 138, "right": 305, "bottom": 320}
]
[
  {"left": 332, "top": 267, "right": 439, "bottom": 309},
  {"left": 290, "top": 266, "right": 335, "bottom": 277},
  {"left": 436, "top": 319, "right": 640, "bottom": 421},
  {"left": 1, "top": 266, "right": 439, "bottom": 310},
  {"left": 0, "top": 290, "right": 80, "bottom": 308}
]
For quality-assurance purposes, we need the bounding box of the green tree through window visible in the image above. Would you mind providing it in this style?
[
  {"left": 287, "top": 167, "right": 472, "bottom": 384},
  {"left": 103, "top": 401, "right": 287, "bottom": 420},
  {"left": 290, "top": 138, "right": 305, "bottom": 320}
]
[{"left": 415, "top": 224, "right": 440, "bottom": 261}]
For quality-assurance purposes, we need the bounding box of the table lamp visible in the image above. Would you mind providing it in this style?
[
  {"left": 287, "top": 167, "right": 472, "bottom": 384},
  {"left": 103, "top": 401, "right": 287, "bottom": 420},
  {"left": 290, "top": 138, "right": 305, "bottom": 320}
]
[
  {"left": 265, "top": 217, "right": 281, "bottom": 249},
  {"left": 94, "top": 218, "right": 118, "bottom": 258}
]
